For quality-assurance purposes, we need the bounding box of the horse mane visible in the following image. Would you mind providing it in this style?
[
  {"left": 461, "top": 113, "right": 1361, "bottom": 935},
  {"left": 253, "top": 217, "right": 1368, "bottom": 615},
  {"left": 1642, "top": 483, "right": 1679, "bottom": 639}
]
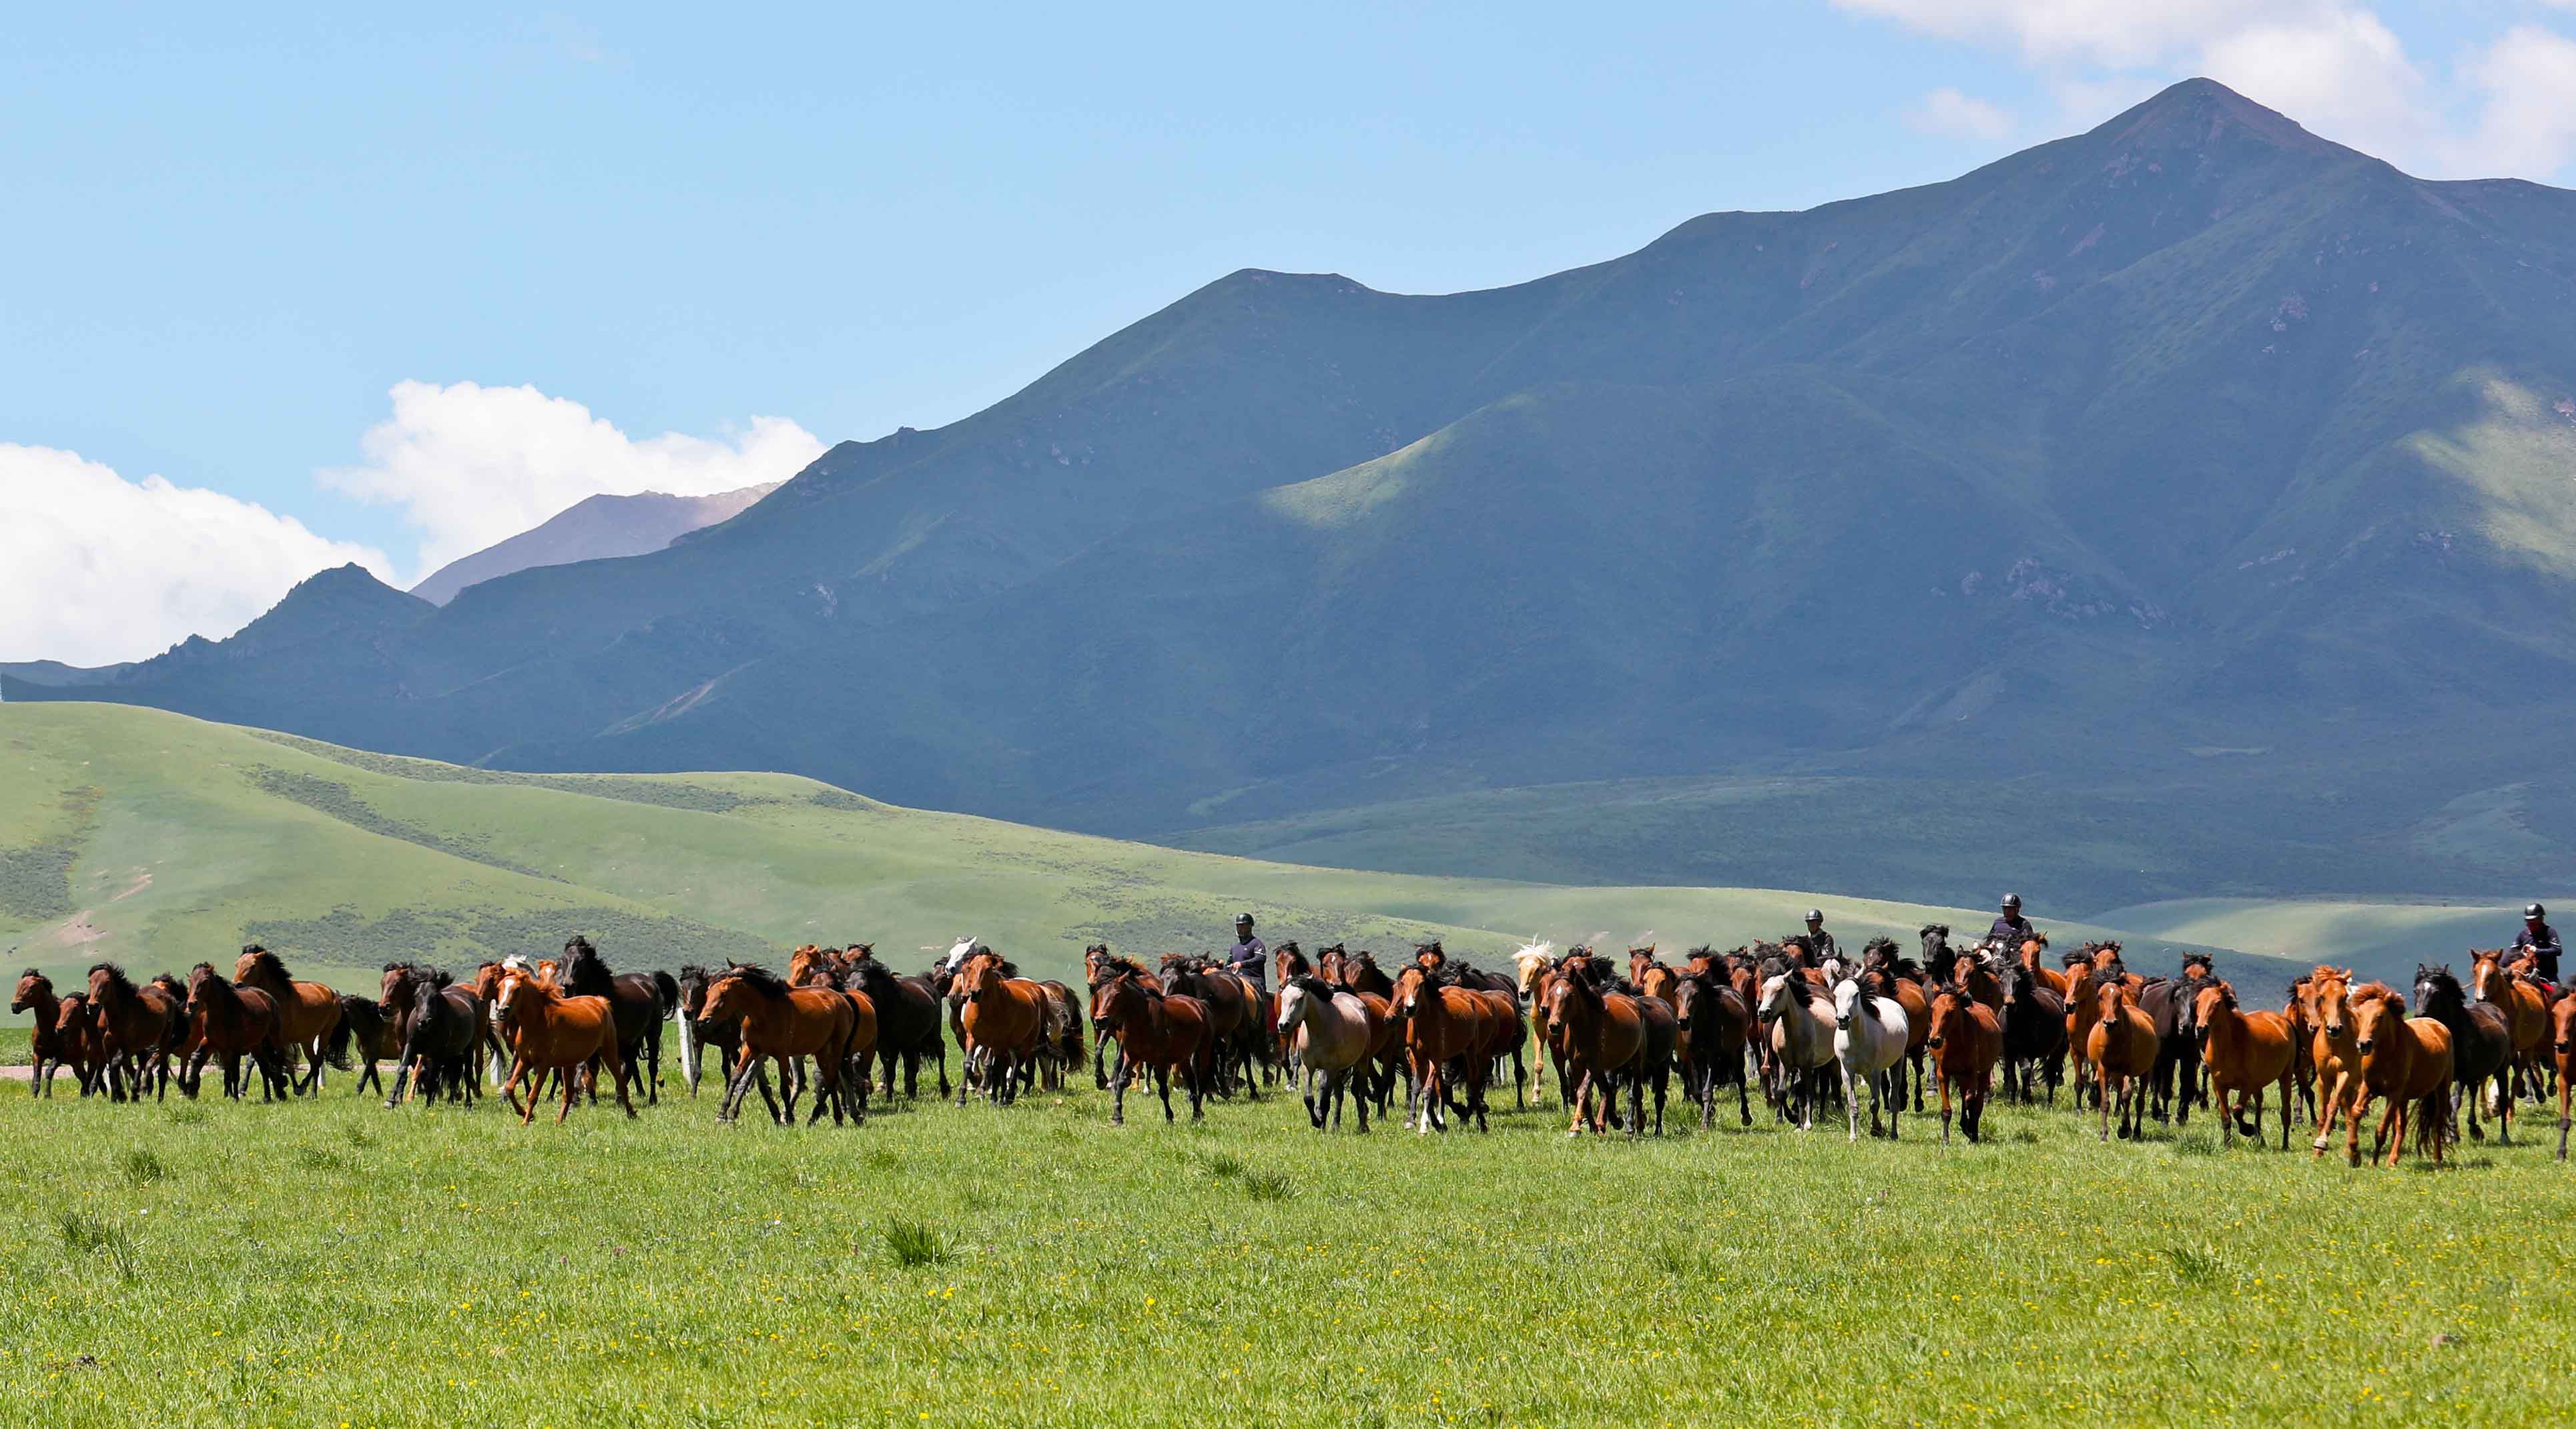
[
  {"left": 1919, "top": 924, "right": 1949, "bottom": 940},
  {"left": 2352, "top": 981, "right": 2403, "bottom": 1009},
  {"left": 16, "top": 966, "right": 40, "bottom": 982},
  {"left": 87, "top": 962, "right": 140, "bottom": 998},
  {"left": 1780, "top": 934, "right": 1815, "bottom": 958},
  {"left": 719, "top": 964, "right": 793, "bottom": 1000},
  {"left": 1288, "top": 974, "right": 1339, "bottom": 1000},
  {"left": 240, "top": 947, "right": 292, "bottom": 981},
  {"left": 1861, "top": 936, "right": 1899, "bottom": 959},
  {"left": 563, "top": 933, "right": 598, "bottom": 958}
]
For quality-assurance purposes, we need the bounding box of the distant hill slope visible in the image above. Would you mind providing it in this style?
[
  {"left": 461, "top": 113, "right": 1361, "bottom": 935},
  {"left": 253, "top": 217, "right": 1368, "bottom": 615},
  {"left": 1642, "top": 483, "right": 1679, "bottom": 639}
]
[
  {"left": 18, "top": 79, "right": 2576, "bottom": 912},
  {"left": 409, "top": 483, "right": 782, "bottom": 605},
  {"left": 0, "top": 703, "right": 2278, "bottom": 1008}
]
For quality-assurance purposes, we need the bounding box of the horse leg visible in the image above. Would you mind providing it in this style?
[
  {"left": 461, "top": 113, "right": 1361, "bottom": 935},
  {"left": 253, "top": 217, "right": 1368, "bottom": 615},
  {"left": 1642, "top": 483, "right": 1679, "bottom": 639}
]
[{"left": 1842, "top": 1063, "right": 1860, "bottom": 1143}]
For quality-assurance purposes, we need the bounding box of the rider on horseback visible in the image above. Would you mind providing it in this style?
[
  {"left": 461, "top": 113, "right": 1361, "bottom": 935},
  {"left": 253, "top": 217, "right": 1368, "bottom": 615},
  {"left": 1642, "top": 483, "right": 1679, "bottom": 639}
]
[
  {"left": 1986, "top": 894, "right": 2035, "bottom": 952},
  {"left": 1226, "top": 913, "right": 1268, "bottom": 992},
  {"left": 2515, "top": 902, "right": 2562, "bottom": 986},
  {"left": 1799, "top": 908, "right": 1840, "bottom": 964}
]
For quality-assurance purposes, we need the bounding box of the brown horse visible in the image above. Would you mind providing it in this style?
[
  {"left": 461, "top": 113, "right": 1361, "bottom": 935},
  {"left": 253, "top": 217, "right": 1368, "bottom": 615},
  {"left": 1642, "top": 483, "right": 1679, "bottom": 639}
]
[
  {"left": 85, "top": 962, "right": 182, "bottom": 1102},
  {"left": 180, "top": 962, "right": 289, "bottom": 1101},
  {"left": 1925, "top": 984, "right": 2002, "bottom": 1143},
  {"left": 2351, "top": 990, "right": 2452, "bottom": 1168},
  {"left": 2305, "top": 967, "right": 2366, "bottom": 1159},
  {"left": 2554, "top": 992, "right": 2576, "bottom": 1160},
  {"left": 494, "top": 968, "right": 637, "bottom": 1125},
  {"left": 2085, "top": 978, "right": 2155, "bottom": 1141},
  {"left": 699, "top": 964, "right": 853, "bottom": 1125},
  {"left": 2195, "top": 981, "right": 2295, "bottom": 1149},
  {"left": 12, "top": 970, "right": 81, "bottom": 1097},
  {"left": 1538, "top": 962, "right": 1645, "bottom": 1137},
  {"left": 1393, "top": 964, "right": 1498, "bottom": 1134},
  {"left": 1089, "top": 957, "right": 1209, "bottom": 1124},
  {"left": 232, "top": 945, "right": 343, "bottom": 1094},
  {"left": 53, "top": 992, "right": 105, "bottom": 1095},
  {"left": 956, "top": 950, "right": 1046, "bottom": 1107},
  {"left": 2471, "top": 950, "right": 2550, "bottom": 1105},
  {"left": 2017, "top": 935, "right": 2069, "bottom": 998},
  {"left": 1160, "top": 956, "right": 1259, "bottom": 1098}
]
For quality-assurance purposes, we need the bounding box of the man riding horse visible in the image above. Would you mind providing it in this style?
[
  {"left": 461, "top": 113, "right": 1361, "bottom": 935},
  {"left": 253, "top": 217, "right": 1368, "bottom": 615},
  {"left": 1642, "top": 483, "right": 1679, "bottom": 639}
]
[
  {"left": 1986, "top": 894, "right": 2035, "bottom": 952},
  {"left": 2515, "top": 902, "right": 2562, "bottom": 987},
  {"left": 1226, "top": 913, "right": 1268, "bottom": 992}
]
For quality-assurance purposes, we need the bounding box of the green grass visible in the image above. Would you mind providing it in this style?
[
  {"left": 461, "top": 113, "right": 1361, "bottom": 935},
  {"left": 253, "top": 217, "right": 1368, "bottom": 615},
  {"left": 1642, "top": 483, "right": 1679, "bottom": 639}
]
[
  {"left": 1, "top": 1073, "right": 2569, "bottom": 1425},
  {"left": 0, "top": 703, "right": 2286, "bottom": 1007}
]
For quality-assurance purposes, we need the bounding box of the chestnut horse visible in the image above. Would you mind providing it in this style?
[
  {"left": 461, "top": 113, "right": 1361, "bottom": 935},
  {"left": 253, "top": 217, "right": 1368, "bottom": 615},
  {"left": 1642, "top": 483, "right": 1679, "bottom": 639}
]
[
  {"left": 2554, "top": 992, "right": 2576, "bottom": 1160},
  {"left": 233, "top": 945, "right": 343, "bottom": 1095},
  {"left": 1539, "top": 962, "right": 1644, "bottom": 1137},
  {"left": 2305, "top": 967, "right": 2365, "bottom": 1160},
  {"left": 11, "top": 970, "right": 79, "bottom": 1097},
  {"left": 53, "top": 992, "right": 104, "bottom": 1095},
  {"left": 2350, "top": 991, "right": 2451, "bottom": 1168},
  {"left": 700, "top": 964, "right": 854, "bottom": 1126},
  {"left": 1088, "top": 958, "right": 1208, "bottom": 1125},
  {"left": 494, "top": 968, "right": 636, "bottom": 1125},
  {"left": 2087, "top": 978, "right": 2156, "bottom": 1141},
  {"left": 180, "top": 962, "right": 289, "bottom": 1101},
  {"left": 2193, "top": 981, "right": 2294, "bottom": 1149},
  {"left": 85, "top": 962, "right": 182, "bottom": 1102},
  {"left": 1392, "top": 964, "right": 1498, "bottom": 1134},
  {"left": 955, "top": 950, "right": 1046, "bottom": 1107},
  {"left": 2471, "top": 950, "right": 2550, "bottom": 1106},
  {"left": 1925, "top": 983, "right": 2002, "bottom": 1144}
]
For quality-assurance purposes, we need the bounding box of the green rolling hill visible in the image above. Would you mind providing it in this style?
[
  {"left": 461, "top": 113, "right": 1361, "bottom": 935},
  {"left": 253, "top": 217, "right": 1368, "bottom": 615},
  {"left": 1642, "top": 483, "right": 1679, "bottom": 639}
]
[{"left": 1, "top": 703, "right": 2292, "bottom": 1010}]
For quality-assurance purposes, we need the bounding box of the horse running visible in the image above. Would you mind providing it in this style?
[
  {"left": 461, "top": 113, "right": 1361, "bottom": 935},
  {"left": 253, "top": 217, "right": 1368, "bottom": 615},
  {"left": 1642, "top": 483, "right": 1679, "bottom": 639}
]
[{"left": 1831, "top": 975, "right": 1908, "bottom": 1140}]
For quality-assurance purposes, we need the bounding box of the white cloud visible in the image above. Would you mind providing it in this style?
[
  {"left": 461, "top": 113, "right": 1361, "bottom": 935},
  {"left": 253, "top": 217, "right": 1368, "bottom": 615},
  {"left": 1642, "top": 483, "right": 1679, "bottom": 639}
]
[
  {"left": 1835, "top": 1, "right": 2576, "bottom": 182},
  {"left": 2457, "top": 25, "right": 2576, "bottom": 178},
  {"left": 0, "top": 444, "right": 391, "bottom": 666},
  {"left": 322, "top": 380, "right": 826, "bottom": 573},
  {"left": 1906, "top": 86, "right": 2016, "bottom": 141}
]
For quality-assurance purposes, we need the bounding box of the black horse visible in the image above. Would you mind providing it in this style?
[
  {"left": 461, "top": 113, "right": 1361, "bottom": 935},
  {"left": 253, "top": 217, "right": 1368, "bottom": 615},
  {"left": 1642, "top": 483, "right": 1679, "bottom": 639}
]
[
  {"left": 2414, "top": 963, "right": 2515, "bottom": 1145},
  {"left": 383, "top": 963, "right": 485, "bottom": 1108},
  {"left": 844, "top": 948, "right": 950, "bottom": 1099},
  {"left": 2139, "top": 964, "right": 2217, "bottom": 1123},
  {"left": 675, "top": 964, "right": 745, "bottom": 1097},
  {"left": 1997, "top": 961, "right": 2067, "bottom": 1105},
  {"left": 561, "top": 936, "right": 677, "bottom": 1105}
]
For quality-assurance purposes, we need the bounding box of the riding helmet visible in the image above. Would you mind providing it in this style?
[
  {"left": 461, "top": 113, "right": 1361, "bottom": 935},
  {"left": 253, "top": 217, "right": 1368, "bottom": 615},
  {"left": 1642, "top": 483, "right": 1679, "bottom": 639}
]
[
  {"left": 1805, "top": 908, "right": 1824, "bottom": 922},
  {"left": 2001, "top": 893, "right": 2022, "bottom": 910},
  {"left": 2528, "top": 902, "right": 2547, "bottom": 920}
]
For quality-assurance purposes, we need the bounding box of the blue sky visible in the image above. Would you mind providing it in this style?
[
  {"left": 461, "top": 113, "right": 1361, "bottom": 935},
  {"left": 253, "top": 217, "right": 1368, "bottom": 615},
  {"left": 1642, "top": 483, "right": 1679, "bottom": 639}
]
[{"left": 8, "top": 3, "right": 2576, "bottom": 663}]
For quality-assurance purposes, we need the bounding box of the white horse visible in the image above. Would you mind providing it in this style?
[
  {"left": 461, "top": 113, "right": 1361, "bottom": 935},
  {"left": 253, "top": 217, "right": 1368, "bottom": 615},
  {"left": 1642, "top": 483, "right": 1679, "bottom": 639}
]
[
  {"left": 1833, "top": 976, "right": 1910, "bottom": 1141},
  {"left": 1275, "top": 977, "right": 1378, "bottom": 1132},
  {"left": 1758, "top": 973, "right": 1839, "bottom": 1131}
]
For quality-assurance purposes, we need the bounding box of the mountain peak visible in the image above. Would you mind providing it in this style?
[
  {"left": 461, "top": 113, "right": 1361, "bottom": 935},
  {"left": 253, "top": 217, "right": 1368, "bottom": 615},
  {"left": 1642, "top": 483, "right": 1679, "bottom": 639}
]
[
  {"left": 195, "top": 563, "right": 429, "bottom": 661},
  {"left": 2092, "top": 77, "right": 2343, "bottom": 160}
]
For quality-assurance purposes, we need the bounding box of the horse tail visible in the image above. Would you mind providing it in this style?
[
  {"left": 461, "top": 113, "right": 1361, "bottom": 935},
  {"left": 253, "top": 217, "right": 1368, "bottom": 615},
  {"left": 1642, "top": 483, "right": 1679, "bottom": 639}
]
[
  {"left": 2417, "top": 1083, "right": 2451, "bottom": 1155},
  {"left": 653, "top": 969, "right": 683, "bottom": 1015},
  {"left": 324, "top": 1001, "right": 360, "bottom": 1071}
]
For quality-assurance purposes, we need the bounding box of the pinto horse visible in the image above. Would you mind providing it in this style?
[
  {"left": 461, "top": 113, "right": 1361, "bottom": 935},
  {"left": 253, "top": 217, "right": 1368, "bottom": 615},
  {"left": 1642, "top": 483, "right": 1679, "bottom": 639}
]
[
  {"left": 85, "top": 962, "right": 182, "bottom": 1102},
  {"left": 955, "top": 950, "right": 1047, "bottom": 1107},
  {"left": 1275, "top": 975, "right": 1378, "bottom": 1132},
  {"left": 2414, "top": 964, "right": 2513, "bottom": 1146},
  {"left": 700, "top": 964, "right": 854, "bottom": 1126},
  {"left": 1926, "top": 984, "right": 2002, "bottom": 1143},
  {"left": 494, "top": 968, "right": 637, "bottom": 1125},
  {"left": 2350, "top": 990, "right": 2452, "bottom": 1167},
  {"left": 232, "top": 946, "right": 343, "bottom": 1094},
  {"left": 179, "top": 962, "right": 290, "bottom": 1101},
  {"left": 1392, "top": 964, "right": 1499, "bottom": 1134},
  {"left": 2194, "top": 981, "right": 2295, "bottom": 1150},
  {"left": 11, "top": 970, "right": 80, "bottom": 1097},
  {"left": 1089, "top": 959, "right": 1209, "bottom": 1125}
]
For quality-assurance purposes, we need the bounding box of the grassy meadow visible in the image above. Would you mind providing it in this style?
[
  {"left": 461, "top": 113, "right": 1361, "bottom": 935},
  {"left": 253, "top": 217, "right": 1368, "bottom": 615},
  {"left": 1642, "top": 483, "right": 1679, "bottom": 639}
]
[
  {"left": 2, "top": 1065, "right": 2571, "bottom": 1427},
  {"left": 1, "top": 703, "right": 2280, "bottom": 1004}
]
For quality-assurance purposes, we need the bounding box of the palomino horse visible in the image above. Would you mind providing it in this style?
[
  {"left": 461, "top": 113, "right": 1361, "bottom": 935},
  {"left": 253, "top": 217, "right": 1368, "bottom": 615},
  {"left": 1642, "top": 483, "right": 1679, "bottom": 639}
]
[
  {"left": 2471, "top": 950, "right": 2550, "bottom": 1106},
  {"left": 956, "top": 950, "right": 1047, "bottom": 1107},
  {"left": 1089, "top": 958, "right": 1209, "bottom": 1125},
  {"left": 494, "top": 968, "right": 637, "bottom": 1125},
  {"left": 1538, "top": 962, "right": 1645, "bottom": 1137},
  {"left": 2414, "top": 964, "right": 2513, "bottom": 1145},
  {"left": 700, "top": 964, "right": 854, "bottom": 1126},
  {"left": 1831, "top": 975, "right": 1908, "bottom": 1140},
  {"left": 180, "top": 962, "right": 289, "bottom": 1101},
  {"left": 85, "top": 962, "right": 182, "bottom": 1102},
  {"left": 11, "top": 970, "right": 79, "bottom": 1097},
  {"left": 1511, "top": 942, "right": 1560, "bottom": 1103},
  {"left": 1757, "top": 973, "right": 1837, "bottom": 1132},
  {"left": 2194, "top": 981, "right": 2295, "bottom": 1149},
  {"left": 1275, "top": 975, "right": 1379, "bottom": 1132},
  {"left": 1925, "top": 983, "right": 2002, "bottom": 1143},
  {"left": 2350, "top": 990, "right": 2452, "bottom": 1167},
  {"left": 2087, "top": 978, "right": 2156, "bottom": 1141},
  {"left": 233, "top": 946, "right": 343, "bottom": 1095},
  {"left": 1391, "top": 964, "right": 1498, "bottom": 1134}
]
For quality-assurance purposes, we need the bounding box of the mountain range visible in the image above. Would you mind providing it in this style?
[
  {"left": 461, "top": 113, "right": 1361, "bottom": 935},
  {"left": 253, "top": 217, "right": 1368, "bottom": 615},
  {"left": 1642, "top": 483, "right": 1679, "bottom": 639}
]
[
  {"left": 15, "top": 79, "right": 2576, "bottom": 918},
  {"left": 407, "top": 482, "right": 782, "bottom": 605}
]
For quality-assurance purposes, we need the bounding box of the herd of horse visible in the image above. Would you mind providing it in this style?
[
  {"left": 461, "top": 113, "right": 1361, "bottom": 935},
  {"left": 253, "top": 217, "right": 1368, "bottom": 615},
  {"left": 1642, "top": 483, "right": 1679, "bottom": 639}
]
[{"left": 12, "top": 925, "right": 2574, "bottom": 1167}]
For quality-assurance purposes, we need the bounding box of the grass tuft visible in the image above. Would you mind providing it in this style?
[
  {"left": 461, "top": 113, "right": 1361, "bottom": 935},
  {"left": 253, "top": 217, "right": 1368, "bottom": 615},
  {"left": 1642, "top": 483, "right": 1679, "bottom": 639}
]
[
  {"left": 2164, "top": 1243, "right": 2226, "bottom": 1286},
  {"left": 2172, "top": 1129, "right": 2220, "bottom": 1157},
  {"left": 1202, "top": 1152, "right": 1247, "bottom": 1181},
  {"left": 166, "top": 1103, "right": 206, "bottom": 1126},
  {"left": 57, "top": 1211, "right": 137, "bottom": 1280},
  {"left": 119, "top": 1147, "right": 170, "bottom": 1185},
  {"left": 1242, "top": 1169, "right": 1293, "bottom": 1201},
  {"left": 881, "top": 1219, "right": 953, "bottom": 1270}
]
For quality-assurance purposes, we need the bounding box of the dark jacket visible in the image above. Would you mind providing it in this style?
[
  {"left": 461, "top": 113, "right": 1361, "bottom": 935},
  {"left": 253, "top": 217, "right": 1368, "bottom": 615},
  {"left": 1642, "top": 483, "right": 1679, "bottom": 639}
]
[
  {"left": 2515, "top": 923, "right": 2563, "bottom": 983},
  {"left": 1987, "top": 915, "right": 2035, "bottom": 948},
  {"left": 1227, "top": 936, "right": 1268, "bottom": 988}
]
